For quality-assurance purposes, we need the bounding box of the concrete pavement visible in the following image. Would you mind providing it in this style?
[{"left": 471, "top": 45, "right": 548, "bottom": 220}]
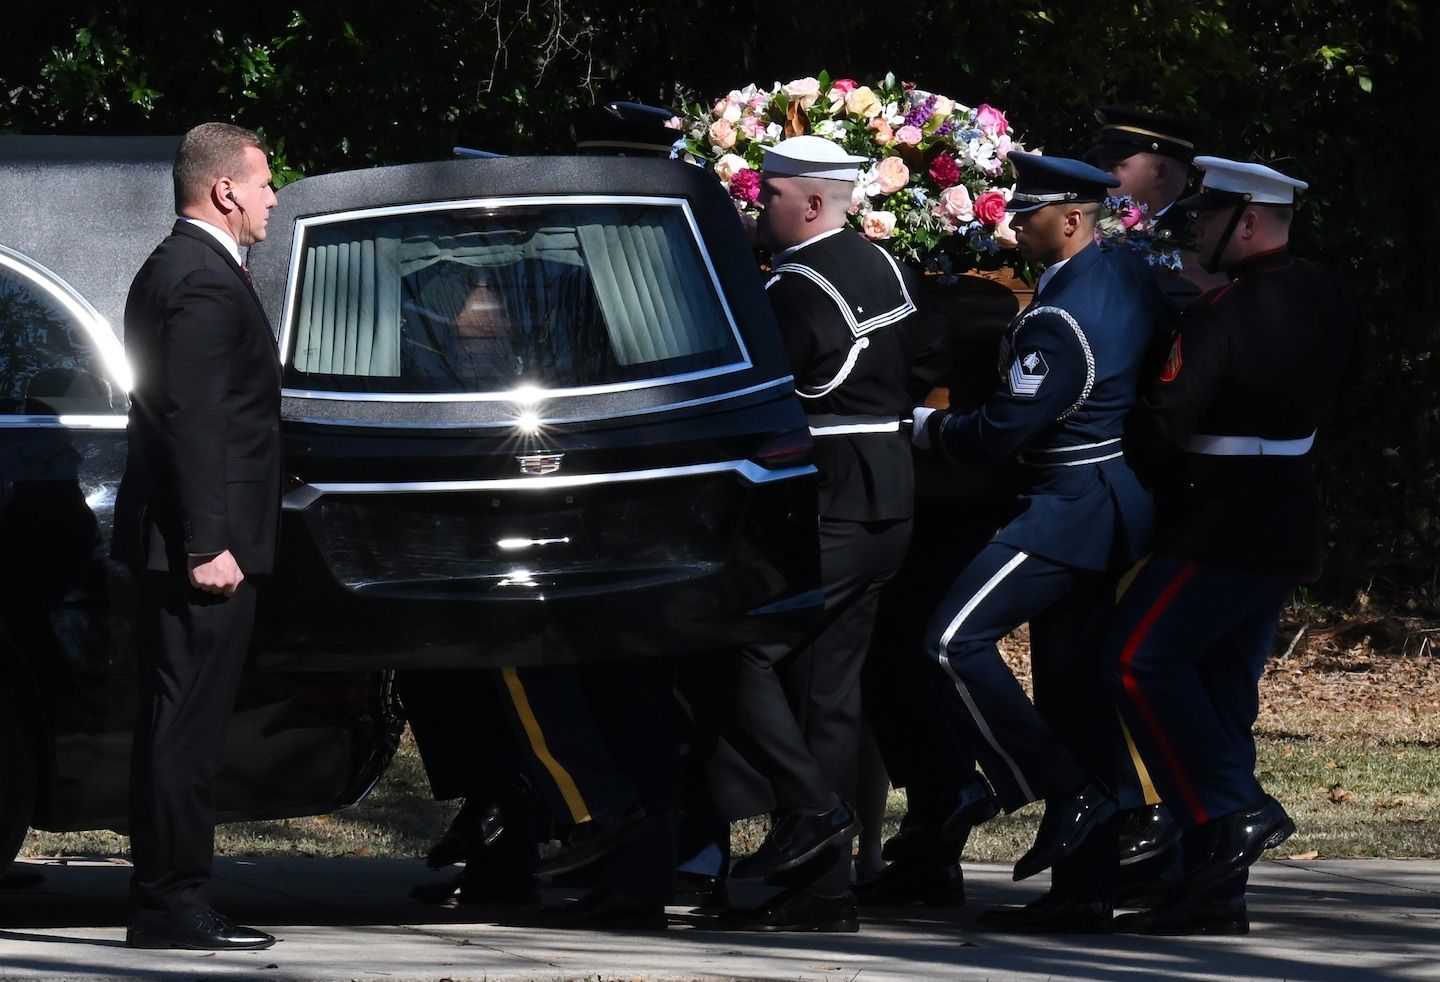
[{"left": 1, "top": 856, "right": 1438, "bottom": 981}]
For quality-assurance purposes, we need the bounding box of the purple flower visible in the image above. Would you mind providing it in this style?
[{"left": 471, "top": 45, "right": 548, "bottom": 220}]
[{"left": 904, "top": 94, "right": 938, "bottom": 130}]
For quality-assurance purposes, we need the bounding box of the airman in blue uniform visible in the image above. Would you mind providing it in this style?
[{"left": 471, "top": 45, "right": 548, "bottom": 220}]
[{"left": 911, "top": 152, "right": 1170, "bottom": 932}]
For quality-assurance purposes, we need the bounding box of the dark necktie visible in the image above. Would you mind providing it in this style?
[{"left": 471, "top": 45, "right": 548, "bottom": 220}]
[{"left": 241, "top": 263, "right": 253, "bottom": 286}]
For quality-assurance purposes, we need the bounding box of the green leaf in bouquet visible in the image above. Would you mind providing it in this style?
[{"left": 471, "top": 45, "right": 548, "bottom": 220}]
[{"left": 817, "top": 69, "right": 832, "bottom": 90}]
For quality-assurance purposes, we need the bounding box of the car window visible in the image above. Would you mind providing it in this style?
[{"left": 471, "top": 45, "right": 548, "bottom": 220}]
[
  {"left": 0, "top": 254, "right": 120, "bottom": 416},
  {"left": 284, "top": 200, "right": 746, "bottom": 395}
]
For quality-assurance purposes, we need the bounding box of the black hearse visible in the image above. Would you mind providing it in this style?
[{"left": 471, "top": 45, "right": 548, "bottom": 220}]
[{"left": 0, "top": 137, "right": 821, "bottom": 872}]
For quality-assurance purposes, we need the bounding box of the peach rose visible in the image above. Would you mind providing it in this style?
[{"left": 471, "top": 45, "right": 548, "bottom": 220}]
[
  {"left": 895, "top": 125, "right": 923, "bottom": 147},
  {"left": 868, "top": 117, "right": 895, "bottom": 146},
  {"left": 783, "top": 77, "right": 822, "bottom": 110},
  {"left": 931, "top": 95, "right": 956, "bottom": 120},
  {"left": 861, "top": 211, "right": 897, "bottom": 239},
  {"left": 874, "top": 156, "right": 911, "bottom": 194},
  {"left": 845, "top": 85, "right": 884, "bottom": 120},
  {"left": 993, "top": 211, "right": 1018, "bottom": 248},
  {"left": 935, "top": 184, "right": 975, "bottom": 226},
  {"left": 712, "top": 98, "right": 742, "bottom": 123},
  {"left": 714, "top": 153, "right": 749, "bottom": 184},
  {"left": 708, "top": 118, "right": 737, "bottom": 150}
]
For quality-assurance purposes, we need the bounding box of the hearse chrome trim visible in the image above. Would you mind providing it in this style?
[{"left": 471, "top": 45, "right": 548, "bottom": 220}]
[
  {"left": 281, "top": 459, "right": 816, "bottom": 510},
  {"left": 278, "top": 194, "right": 752, "bottom": 392},
  {"left": 282, "top": 375, "right": 797, "bottom": 429},
  {"left": 0, "top": 244, "right": 133, "bottom": 394},
  {"left": 0, "top": 414, "right": 126, "bottom": 429}
]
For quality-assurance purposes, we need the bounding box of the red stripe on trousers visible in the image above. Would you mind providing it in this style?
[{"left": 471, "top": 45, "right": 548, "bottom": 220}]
[{"left": 1118, "top": 560, "right": 1210, "bottom": 824}]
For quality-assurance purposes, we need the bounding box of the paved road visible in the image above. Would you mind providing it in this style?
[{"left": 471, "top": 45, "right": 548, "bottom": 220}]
[{"left": 1, "top": 857, "right": 1438, "bottom": 981}]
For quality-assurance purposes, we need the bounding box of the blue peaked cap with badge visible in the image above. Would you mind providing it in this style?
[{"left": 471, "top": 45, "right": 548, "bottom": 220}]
[{"left": 1005, "top": 152, "right": 1119, "bottom": 214}]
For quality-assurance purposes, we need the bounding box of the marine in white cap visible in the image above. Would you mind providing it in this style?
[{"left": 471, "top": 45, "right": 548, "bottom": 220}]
[{"left": 1108, "top": 154, "right": 1368, "bottom": 936}]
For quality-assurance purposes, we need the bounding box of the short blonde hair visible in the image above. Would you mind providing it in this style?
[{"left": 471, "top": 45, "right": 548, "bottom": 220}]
[{"left": 172, "top": 122, "right": 267, "bottom": 212}]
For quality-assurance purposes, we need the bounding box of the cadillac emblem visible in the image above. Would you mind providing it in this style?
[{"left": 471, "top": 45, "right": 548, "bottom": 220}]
[{"left": 515, "top": 451, "right": 564, "bottom": 476}]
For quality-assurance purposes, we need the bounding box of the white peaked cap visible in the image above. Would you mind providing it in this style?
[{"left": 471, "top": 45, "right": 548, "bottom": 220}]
[
  {"left": 761, "top": 135, "right": 867, "bottom": 182},
  {"left": 1194, "top": 156, "right": 1309, "bottom": 205}
]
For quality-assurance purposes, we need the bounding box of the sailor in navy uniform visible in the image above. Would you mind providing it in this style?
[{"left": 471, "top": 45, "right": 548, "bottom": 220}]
[
  {"left": 911, "top": 152, "right": 1170, "bottom": 933},
  {"left": 720, "top": 136, "right": 924, "bottom": 933},
  {"left": 1108, "top": 158, "right": 1366, "bottom": 935}
]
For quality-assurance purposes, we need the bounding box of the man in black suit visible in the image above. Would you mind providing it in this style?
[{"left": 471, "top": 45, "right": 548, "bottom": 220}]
[{"left": 113, "top": 122, "right": 280, "bottom": 951}]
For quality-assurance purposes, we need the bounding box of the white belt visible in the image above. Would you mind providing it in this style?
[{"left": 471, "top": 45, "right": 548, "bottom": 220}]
[
  {"left": 1184, "top": 431, "right": 1316, "bottom": 456},
  {"left": 809, "top": 420, "right": 902, "bottom": 436}
]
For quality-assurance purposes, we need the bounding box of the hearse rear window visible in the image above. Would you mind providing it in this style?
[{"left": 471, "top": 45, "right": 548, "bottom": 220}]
[{"left": 285, "top": 200, "right": 745, "bottom": 394}]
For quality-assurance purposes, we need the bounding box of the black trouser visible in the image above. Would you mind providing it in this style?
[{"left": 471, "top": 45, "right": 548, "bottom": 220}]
[
  {"left": 725, "top": 515, "right": 911, "bottom": 895},
  {"left": 128, "top": 572, "right": 256, "bottom": 916},
  {"left": 500, "top": 658, "right": 678, "bottom": 904}
]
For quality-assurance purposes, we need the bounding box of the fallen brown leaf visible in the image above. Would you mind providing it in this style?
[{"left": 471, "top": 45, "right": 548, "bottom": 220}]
[
  {"left": 1329, "top": 783, "right": 1352, "bottom": 803},
  {"left": 1288, "top": 850, "right": 1321, "bottom": 860}
]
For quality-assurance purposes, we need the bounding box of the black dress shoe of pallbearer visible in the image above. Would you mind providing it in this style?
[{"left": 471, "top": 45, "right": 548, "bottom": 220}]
[
  {"left": 1114, "top": 891, "right": 1249, "bottom": 935},
  {"left": 674, "top": 872, "right": 729, "bottom": 910},
  {"left": 1013, "top": 781, "right": 1117, "bottom": 882},
  {"left": 427, "top": 779, "right": 534, "bottom": 869},
  {"left": 882, "top": 778, "right": 1000, "bottom": 865},
  {"left": 539, "top": 888, "right": 667, "bottom": 931},
  {"left": 721, "top": 885, "right": 859, "bottom": 933},
  {"left": 408, "top": 870, "right": 540, "bottom": 908},
  {"left": 1118, "top": 802, "right": 1182, "bottom": 867},
  {"left": 1186, "top": 795, "right": 1296, "bottom": 892},
  {"left": 125, "top": 908, "right": 276, "bottom": 950},
  {"left": 730, "top": 800, "right": 859, "bottom": 880},
  {"left": 854, "top": 859, "right": 965, "bottom": 908},
  {"left": 536, "top": 804, "right": 651, "bottom": 877},
  {"left": 976, "top": 893, "right": 1114, "bottom": 934}
]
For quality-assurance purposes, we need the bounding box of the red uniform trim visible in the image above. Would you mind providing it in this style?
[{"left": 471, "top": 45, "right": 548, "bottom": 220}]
[{"left": 1118, "top": 560, "right": 1210, "bottom": 824}]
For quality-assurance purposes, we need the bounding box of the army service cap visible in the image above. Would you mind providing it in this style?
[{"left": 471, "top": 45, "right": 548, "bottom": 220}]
[{"left": 1087, "top": 106, "right": 1198, "bottom": 163}]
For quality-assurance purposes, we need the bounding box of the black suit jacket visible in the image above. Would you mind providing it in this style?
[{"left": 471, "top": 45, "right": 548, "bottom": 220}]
[{"left": 113, "top": 221, "right": 282, "bottom": 575}]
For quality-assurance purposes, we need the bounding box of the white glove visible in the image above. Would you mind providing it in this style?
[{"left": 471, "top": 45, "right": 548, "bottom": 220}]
[{"left": 911, "top": 407, "right": 936, "bottom": 450}]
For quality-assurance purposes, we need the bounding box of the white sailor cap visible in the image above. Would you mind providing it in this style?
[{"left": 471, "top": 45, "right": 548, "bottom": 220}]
[
  {"left": 761, "top": 135, "right": 867, "bottom": 182},
  {"left": 1180, "top": 156, "right": 1309, "bottom": 210}
]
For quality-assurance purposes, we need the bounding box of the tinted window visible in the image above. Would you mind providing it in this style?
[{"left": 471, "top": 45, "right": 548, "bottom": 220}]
[
  {"left": 285, "top": 201, "right": 745, "bottom": 395},
  {"left": 0, "top": 262, "right": 118, "bottom": 415}
]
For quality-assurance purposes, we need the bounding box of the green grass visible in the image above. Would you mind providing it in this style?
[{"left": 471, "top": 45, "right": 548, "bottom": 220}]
[{"left": 24, "top": 706, "right": 1440, "bottom": 863}]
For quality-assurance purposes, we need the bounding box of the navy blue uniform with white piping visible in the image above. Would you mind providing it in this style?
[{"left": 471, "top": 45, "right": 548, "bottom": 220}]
[
  {"left": 917, "top": 241, "right": 1167, "bottom": 900},
  {"left": 721, "top": 226, "right": 922, "bottom": 897},
  {"left": 1109, "top": 248, "right": 1365, "bottom": 830}
]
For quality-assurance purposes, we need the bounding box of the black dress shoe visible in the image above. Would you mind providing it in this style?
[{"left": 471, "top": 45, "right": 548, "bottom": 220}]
[
  {"left": 1118, "top": 803, "right": 1181, "bottom": 866},
  {"left": 730, "top": 801, "right": 858, "bottom": 880},
  {"left": 722, "top": 886, "right": 859, "bottom": 933},
  {"left": 408, "top": 870, "right": 540, "bottom": 908},
  {"left": 855, "top": 859, "right": 965, "bottom": 907},
  {"left": 539, "top": 888, "right": 667, "bottom": 930},
  {"left": 1013, "top": 782, "right": 1117, "bottom": 881},
  {"left": 427, "top": 780, "right": 533, "bottom": 869},
  {"left": 1186, "top": 795, "right": 1296, "bottom": 891},
  {"left": 674, "top": 872, "right": 729, "bottom": 910},
  {"left": 125, "top": 908, "right": 275, "bottom": 950},
  {"left": 1114, "top": 891, "right": 1248, "bottom": 935},
  {"left": 537, "top": 804, "right": 651, "bottom": 877},
  {"left": 882, "top": 779, "right": 999, "bottom": 864},
  {"left": 976, "top": 893, "right": 1113, "bottom": 934}
]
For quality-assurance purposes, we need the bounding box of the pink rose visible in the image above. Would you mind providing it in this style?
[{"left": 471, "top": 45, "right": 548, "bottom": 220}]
[
  {"left": 729, "top": 168, "right": 761, "bottom": 204},
  {"left": 741, "top": 115, "right": 768, "bottom": 140},
  {"left": 934, "top": 184, "right": 974, "bottom": 227},
  {"left": 1120, "top": 203, "right": 1145, "bottom": 229},
  {"left": 974, "top": 189, "right": 1009, "bottom": 226},
  {"left": 928, "top": 154, "right": 961, "bottom": 188},
  {"left": 708, "top": 118, "right": 737, "bottom": 150},
  {"left": 783, "top": 77, "right": 822, "bottom": 110},
  {"left": 831, "top": 78, "right": 859, "bottom": 95},
  {"left": 712, "top": 98, "right": 742, "bottom": 123},
  {"left": 875, "top": 156, "right": 911, "bottom": 194},
  {"left": 868, "top": 117, "right": 895, "bottom": 145},
  {"left": 895, "top": 124, "right": 923, "bottom": 146},
  {"left": 861, "top": 211, "right": 897, "bottom": 239},
  {"left": 975, "top": 103, "right": 1010, "bottom": 136}
]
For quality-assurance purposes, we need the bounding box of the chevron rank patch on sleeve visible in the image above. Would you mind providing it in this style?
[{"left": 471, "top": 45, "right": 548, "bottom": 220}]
[{"left": 1008, "top": 350, "right": 1049, "bottom": 397}]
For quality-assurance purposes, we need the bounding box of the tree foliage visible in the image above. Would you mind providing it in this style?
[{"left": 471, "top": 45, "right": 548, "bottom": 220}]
[{"left": 0, "top": 1, "right": 1434, "bottom": 599}]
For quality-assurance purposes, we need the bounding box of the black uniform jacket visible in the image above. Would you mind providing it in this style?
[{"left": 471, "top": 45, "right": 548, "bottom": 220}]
[
  {"left": 1130, "top": 248, "right": 1366, "bottom": 579},
  {"left": 113, "top": 221, "right": 283, "bottom": 575},
  {"left": 928, "top": 243, "right": 1169, "bottom": 571},
  {"left": 767, "top": 228, "right": 928, "bottom": 523}
]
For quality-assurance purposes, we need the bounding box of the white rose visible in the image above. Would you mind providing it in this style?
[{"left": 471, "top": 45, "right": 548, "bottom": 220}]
[{"left": 714, "top": 153, "right": 749, "bottom": 184}]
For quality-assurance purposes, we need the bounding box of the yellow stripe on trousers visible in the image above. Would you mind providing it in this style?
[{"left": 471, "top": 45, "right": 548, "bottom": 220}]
[
  {"left": 1116, "top": 556, "right": 1162, "bottom": 806},
  {"left": 500, "top": 666, "right": 591, "bottom": 824}
]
